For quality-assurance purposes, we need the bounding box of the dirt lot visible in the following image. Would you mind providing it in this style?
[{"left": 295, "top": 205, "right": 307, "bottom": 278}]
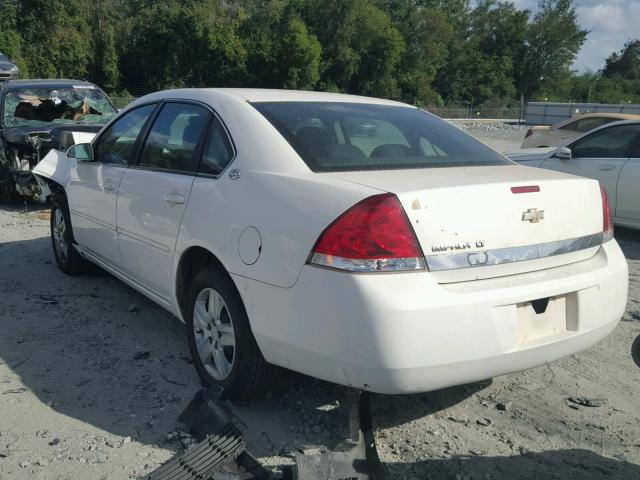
[
  {"left": 451, "top": 120, "right": 528, "bottom": 154},
  {"left": 1, "top": 128, "right": 639, "bottom": 480}
]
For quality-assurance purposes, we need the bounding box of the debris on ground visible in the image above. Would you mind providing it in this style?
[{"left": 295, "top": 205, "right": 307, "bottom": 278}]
[
  {"left": 496, "top": 401, "right": 513, "bottom": 412},
  {"left": 567, "top": 396, "right": 606, "bottom": 408},
  {"left": 133, "top": 351, "right": 151, "bottom": 361}
]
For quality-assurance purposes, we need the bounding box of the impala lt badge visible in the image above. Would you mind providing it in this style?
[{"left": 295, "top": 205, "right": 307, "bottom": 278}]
[{"left": 522, "top": 208, "right": 544, "bottom": 223}]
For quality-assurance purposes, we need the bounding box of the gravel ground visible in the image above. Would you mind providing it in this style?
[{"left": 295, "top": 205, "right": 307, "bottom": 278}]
[
  {"left": 1, "top": 128, "right": 639, "bottom": 479},
  {"left": 451, "top": 120, "right": 528, "bottom": 154}
]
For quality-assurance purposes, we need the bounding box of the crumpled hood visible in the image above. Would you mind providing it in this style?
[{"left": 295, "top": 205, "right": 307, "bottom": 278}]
[{"left": 2, "top": 124, "right": 100, "bottom": 153}]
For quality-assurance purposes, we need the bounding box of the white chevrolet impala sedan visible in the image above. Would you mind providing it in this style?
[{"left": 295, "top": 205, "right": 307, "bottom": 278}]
[{"left": 33, "top": 89, "right": 628, "bottom": 401}]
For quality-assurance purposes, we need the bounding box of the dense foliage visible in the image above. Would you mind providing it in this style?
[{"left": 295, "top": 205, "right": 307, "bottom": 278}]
[{"left": 0, "top": 0, "right": 636, "bottom": 107}]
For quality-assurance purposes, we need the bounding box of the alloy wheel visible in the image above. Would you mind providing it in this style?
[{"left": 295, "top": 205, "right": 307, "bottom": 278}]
[
  {"left": 53, "top": 208, "right": 68, "bottom": 264},
  {"left": 193, "top": 288, "right": 236, "bottom": 380}
]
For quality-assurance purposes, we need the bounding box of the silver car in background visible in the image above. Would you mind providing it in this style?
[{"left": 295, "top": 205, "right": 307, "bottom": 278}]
[
  {"left": 0, "top": 53, "right": 19, "bottom": 82},
  {"left": 521, "top": 113, "right": 640, "bottom": 148},
  {"left": 510, "top": 119, "right": 640, "bottom": 230}
]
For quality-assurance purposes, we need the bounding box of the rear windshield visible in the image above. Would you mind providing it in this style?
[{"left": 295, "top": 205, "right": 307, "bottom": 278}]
[{"left": 252, "top": 102, "right": 510, "bottom": 172}]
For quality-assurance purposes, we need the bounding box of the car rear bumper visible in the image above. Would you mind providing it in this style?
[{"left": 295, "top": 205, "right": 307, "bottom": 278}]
[{"left": 233, "top": 239, "right": 627, "bottom": 394}]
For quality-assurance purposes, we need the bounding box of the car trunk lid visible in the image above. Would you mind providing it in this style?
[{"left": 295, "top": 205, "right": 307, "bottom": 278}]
[{"left": 325, "top": 165, "right": 604, "bottom": 283}]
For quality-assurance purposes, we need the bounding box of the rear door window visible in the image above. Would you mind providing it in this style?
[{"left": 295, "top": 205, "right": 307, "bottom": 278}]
[
  {"left": 139, "top": 103, "right": 210, "bottom": 173},
  {"left": 252, "top": 102, "right": 509, "bottom": 172},
  {"left": 573, "top": 117, "right": 612, "bottom": 133}
]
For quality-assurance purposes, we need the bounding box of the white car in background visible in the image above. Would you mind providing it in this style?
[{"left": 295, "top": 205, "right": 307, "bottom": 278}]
[
  {"left": 521, "top": 113, "right": 640, "bottom": 148},
  {"left": 510, "top": 120, "right": 640, "bottom": 230},
  {"left": 34, "top": 89, "right": 628, "bottom": 401}
]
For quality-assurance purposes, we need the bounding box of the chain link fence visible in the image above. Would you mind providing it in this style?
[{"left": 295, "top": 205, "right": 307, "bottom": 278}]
[
  {"left": 109, "top": 96, "right": 136, "bottom": 110},
  {"left": 426, "top": 107, "right": 524, "bottom": 120},
  {"left": 108, "top": 95, "right": 526, "bottom": 122}
]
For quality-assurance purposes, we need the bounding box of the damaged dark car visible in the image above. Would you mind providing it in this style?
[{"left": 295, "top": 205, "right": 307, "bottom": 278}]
[{"left": 0, "top": 79, "right": 117, "bottom": 201}]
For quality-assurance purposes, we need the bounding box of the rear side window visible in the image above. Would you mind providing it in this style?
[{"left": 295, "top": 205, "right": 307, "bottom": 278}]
[
  {"left": 94, "top": 104, "right": 155, "bottom": 165},
  {"left": 199, "top": 117, "right": 234, "bottom": 176},
  {"left": 139, "top": 103, "right": 209, "bottom": 173},
  {"left": 573, "top": 117, "right": 612, "bottom": 133},
  {"left": 252, "top": 102, "right": 509, "bottom": 172},
  {"left": 562, "top": 117, "right": 620, "bottom": 133},
  {"left": 571, "top": 124, "right": 640, "bottom": 158}
]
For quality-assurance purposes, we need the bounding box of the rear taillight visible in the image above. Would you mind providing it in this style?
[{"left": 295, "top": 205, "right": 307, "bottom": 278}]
[
  {"left": 600, "top": 184, "right": 614, "bottom": 242},
  {"left": 525, "top": 129, "right": 533, "bottom": 138},
  {"left": 309, "top": 194, "right": 425, "bottom": 272}
]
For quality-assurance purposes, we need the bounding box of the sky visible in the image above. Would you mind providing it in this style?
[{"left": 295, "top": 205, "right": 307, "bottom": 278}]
[{"left": 504, "top": 0, "right": 640, "bottom": 72}]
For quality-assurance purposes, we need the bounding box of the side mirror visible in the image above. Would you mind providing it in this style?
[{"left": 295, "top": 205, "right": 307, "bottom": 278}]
[
  {"left": 554, "top": 146, "right": 572, "bottom": 160},
  {"left": 66, "top": 143, "right": 94, "bottom": 162}
]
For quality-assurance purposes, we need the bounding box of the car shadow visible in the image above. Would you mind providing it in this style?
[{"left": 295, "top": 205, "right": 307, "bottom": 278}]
[
  {"left": 614, "top": 227, "right": 640, "bottom": 261},
  {"left": 0, "top": 236, "right": 201, "bottom": 450},
  {"left": 0, "top": 235, "right": 483, "bottom": 458},
  {"left": 387, "top": 448, "right": 639, "bottom": 479}
]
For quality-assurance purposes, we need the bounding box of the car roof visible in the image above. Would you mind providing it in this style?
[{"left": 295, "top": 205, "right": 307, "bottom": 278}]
[
  {"left": 583, "top": 118, "right": 640, "bottom": 127},
  {"left": 553, "top": 112, "right": 640, "bottom": 129},
  {"left": 560, "top": 118, "right": 640, "bottom": 144},
  {"left": 137, "top": 88, "right": 413, "bottom": 108},
  {"left": 578, "top": 112, "right": 640, "bottom": 119},
  {"left": 1, "top": 79, "right": 98, "bottom": 90},
  {"left": 559, "top": 112, "right": 640, "bottom": 123}
]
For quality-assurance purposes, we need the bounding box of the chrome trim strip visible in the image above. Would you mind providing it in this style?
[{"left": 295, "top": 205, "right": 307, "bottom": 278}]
[{"left": 425, "top": 233, "right": 603, "bottom": 272}]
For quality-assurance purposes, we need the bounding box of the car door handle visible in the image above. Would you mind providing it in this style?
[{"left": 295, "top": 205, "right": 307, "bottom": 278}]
[
  {"left": 598, "top": 165, "right": 616, "bottom": 171},
  {"left": 164, "top": 193, "right": 185, "bottom": 205},
  {"left": 103, "top": 181, "right": 117, "bottom": 191}
]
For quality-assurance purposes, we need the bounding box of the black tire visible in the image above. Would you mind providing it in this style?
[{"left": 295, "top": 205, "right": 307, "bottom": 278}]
[
  {"left": 50, "top": 199, "right": 89, "bottom": 275},
  {"left": 632, "top": 334, "right": 640, "bottom": 369},
  {"left": 186, "top": 267, "right": 273, "bottom": 403},
  {"left": 0, "top": 164, "right": 16, "bottom": 203}
]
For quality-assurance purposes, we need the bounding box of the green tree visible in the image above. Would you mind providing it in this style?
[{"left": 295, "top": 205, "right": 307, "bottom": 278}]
[
  {"left": 87, "top": 0, "right": 123, "bottom": 92},
  {"left": 18, "top": 0, "right": 92, "bottom": 78},
  {"left": 279, "top": 17, "right": 322, "bottom": 89},
  {"left": 515, "top": 0, "right": 587, "bottom": 99},
  {"left": 302, "top": 0, "right": 405, "bottom": 97},
  {"left": 434, "top": 1, "right": 527, "bottom": 105},
  {"left": 377, "top": 1, "right": 453, "bottom": 105},
  {"left": 120, "top": 0, "right": 247, "bottom": 92},
  {"left": 0, "top": 0, "right": 25, "bottom": 74},
  {"left": 604, "top": 40, "right": 640, "bottom": 81},
  {"left": 4, "top": 0, "right": 637, "bottom": 109}
]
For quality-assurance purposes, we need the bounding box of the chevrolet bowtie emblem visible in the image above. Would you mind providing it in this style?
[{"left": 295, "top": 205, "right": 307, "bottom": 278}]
[{"left": 522, "top": 208, "right": 544, "bottom": 223}]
